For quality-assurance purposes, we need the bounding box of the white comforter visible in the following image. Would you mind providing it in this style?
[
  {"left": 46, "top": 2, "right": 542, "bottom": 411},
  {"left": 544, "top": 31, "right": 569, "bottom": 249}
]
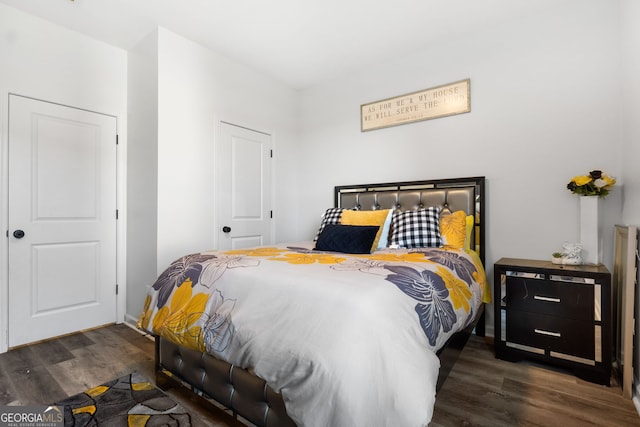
[{"left": 138, "top": 243, "right": 487, "bottom": 427}]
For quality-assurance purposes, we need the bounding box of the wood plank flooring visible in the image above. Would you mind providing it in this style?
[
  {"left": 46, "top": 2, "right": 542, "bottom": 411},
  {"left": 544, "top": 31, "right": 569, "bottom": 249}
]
[
  {"left": 0, "top": 324, "right": 638, "bottom": 426},
  {"left": 430, "top": 336, "right": 639, "bottom": 426},
  {"left": 0, "top": 324, "right": 242, "bottom": 427}
]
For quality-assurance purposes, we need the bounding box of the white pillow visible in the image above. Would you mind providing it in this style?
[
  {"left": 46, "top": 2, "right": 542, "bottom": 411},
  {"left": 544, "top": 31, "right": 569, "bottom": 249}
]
[{"left": 377, "top": 208, "right": 394, "bottom": 249}]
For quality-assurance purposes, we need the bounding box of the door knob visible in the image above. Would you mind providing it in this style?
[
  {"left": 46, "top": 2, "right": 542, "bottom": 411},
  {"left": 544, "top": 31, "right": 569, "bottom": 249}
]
[
  {"left": 13, "top": 230, "right": 25, "bottom": 239},
  {"left": 222, "top": 226, "right": 231, "bottom": 233}
]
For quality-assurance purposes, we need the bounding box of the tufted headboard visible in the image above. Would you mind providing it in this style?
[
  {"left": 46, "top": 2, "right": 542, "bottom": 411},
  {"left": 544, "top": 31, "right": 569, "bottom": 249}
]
[{"left": 335, "top": 176, "right": 485, "bottom": 264}]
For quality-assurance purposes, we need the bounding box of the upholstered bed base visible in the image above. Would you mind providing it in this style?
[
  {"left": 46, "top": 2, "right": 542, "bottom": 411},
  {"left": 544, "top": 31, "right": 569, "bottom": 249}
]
[{"left": 156, "top": 336, "right": 296, "bottom": 427}]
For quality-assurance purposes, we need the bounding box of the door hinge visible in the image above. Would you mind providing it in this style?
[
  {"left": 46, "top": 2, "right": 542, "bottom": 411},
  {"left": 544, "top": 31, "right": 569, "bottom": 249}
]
[
  {"left": 270, "top": 149, "right": 273, "bottom": 158},
  {"left": 116, "top": 209, "right": 119, "bottom": 220},
  {"left": 116, "top": 284, "right": 119, "bottom": 295},
  {"left": 270, "top": 210, "right": 273, "bottom": 218},
  {"left": 116, "top": 134, "right": 119, "bottom": 145}
]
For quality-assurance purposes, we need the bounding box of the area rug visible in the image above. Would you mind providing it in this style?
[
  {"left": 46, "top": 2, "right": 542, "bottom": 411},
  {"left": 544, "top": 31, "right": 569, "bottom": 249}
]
[{"left": 53, "top": 372, "right": 192, "bottom": 427}]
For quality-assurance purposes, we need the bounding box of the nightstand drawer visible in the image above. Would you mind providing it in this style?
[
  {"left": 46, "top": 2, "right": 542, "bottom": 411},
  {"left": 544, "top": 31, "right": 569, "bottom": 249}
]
[
  {"left": 505, "top": 276, "right": 594, "bottom": 321},
  {"left": 506, "top": 310, "right": 595, "bottom": 359}
]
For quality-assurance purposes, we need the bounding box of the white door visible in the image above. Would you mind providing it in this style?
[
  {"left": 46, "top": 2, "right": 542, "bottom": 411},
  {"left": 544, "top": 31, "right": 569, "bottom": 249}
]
[
  {"left": 217, "top": 122, "right": 272, "bottom": 250},
  {"left": 8, "top": 95, "right": 117, "bottom": 347}
]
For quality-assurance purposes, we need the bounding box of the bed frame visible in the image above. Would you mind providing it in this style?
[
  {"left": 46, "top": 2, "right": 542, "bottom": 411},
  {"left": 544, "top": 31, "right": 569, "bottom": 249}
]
[{"left": 155, "top": 176, "right": 486, "bottom": 427}]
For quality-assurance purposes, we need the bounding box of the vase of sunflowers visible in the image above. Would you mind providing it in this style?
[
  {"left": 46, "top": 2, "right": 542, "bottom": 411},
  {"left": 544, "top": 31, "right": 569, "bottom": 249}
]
[{"left": 567, "top": 170, "right": 616, "bottom": 265}]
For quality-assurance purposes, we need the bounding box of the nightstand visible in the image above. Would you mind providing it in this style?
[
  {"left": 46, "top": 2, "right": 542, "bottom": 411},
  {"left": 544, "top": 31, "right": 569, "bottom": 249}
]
[{"left": 493, "top": 258, "right": 611, "bottom": 385}]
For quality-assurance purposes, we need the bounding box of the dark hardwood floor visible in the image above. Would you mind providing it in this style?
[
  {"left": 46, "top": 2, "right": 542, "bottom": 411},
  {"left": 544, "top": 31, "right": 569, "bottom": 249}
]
[
  {"left": 0, "top": 324, "right": 242, "bottom": 427},
  {"left": 431, "top": 337, "right": 639, "bottom": 426},
  {"left": 0, "top": 324, "right": 638, "bottom": 426}
]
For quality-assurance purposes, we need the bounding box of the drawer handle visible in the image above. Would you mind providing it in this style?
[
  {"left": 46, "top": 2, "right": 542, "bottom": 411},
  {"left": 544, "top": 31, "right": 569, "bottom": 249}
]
[
  {"left": 534, "top": 328, "right": 561, "bottom": 338},
  {"left": 534, "top": 295, "right": 561, "bottom": 303}
]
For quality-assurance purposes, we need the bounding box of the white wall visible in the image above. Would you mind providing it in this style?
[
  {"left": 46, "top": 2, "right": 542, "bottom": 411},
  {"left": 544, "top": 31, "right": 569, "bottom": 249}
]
[
  {"left": 619, "top": 0, "right": 640, "bottom": 408},
  {"left": 155, "top": 28, "right": 298, "bottom": 268},
  {"left": 126, "top": 30, "right": 159, "bottom": 319},
  {"left": 621, "top": 1, "right": 640, "bottom": 224},
  {"left": 0, "top": 3, "right": 128, "bottom": 351},
  {"left": 296, "top": 1, "right": 623, "bottom": 335},
  {"left": 0, "top": 5, "right": 127, "bottom": 114},
  {"left": 125, "top": 27, "right": 298, "bottom": 318}
]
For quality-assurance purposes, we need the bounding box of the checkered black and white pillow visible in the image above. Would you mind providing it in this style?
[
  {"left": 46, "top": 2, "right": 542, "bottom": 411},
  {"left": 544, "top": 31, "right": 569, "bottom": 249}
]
[
  {"left": 390, "top": 207, "right": 443, "bottom": 248},
  {"left": 313, "top": 208, "right": 344, "bottom": 241}
]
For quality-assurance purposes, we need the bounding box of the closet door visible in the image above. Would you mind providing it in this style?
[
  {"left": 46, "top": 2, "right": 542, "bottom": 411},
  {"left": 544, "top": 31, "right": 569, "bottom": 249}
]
[
  {"left": 216, "top": 122, "right": 272, "bottom": 250},
  {"left": 8, "top": 95, "right": 117, "bottom": 347}
]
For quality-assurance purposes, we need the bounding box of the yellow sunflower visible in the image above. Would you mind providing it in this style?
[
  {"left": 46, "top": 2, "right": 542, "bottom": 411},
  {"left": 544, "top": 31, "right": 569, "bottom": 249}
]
[
  {"left": 436, "top": 266, "right": 472, "bottom": 313},
  {"left": 152, "top": 278, "right": 209, "bottom": 351},
  {"left": 136, "top": 294, "right": 153, "bottom": 330},
  {"left": 366, "top": 252, "right": 432, "bottom": 263},
  {"left": 269, "top": 253, "right": 346, "bottom": 264},
  {"left": 223, "top": 247, "right": 286, "bottom": 257},
  {"left": 572, "top": 175, "right": 593, "bottom": 186}
]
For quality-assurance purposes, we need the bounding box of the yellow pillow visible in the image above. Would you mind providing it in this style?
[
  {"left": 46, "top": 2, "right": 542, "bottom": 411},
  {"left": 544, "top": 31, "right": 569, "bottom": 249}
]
[
  {"left": 439, "top": 210, "right": 467, "bottom": 250},
  {"left": 340, "top": 209, "right": 390, "bottom": 252},
  {"left": 465, "top": 214, "right": 474, "bottom": 251}
]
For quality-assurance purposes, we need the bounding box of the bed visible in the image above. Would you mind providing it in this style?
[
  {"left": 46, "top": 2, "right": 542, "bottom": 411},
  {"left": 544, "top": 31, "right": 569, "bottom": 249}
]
[{"left": 138, "top": 176, "right": 489, "bottom": 427}]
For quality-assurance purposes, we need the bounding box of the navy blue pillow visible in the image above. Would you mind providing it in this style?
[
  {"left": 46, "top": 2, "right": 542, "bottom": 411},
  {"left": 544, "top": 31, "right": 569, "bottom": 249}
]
[{"left": 314, "top": 224, "right": 380, "bottom": 254}]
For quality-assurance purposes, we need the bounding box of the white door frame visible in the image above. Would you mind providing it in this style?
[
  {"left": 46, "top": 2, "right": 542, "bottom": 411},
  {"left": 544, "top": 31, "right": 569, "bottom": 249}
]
[{"left": 0, "top": 93, "right": 127, "bottom": 353}]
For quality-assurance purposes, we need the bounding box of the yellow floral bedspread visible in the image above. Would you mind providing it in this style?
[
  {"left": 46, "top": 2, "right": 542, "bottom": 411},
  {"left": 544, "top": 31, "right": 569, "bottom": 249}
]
[{"left": 138, "top": 243, "right": 489, "bottom": 427}]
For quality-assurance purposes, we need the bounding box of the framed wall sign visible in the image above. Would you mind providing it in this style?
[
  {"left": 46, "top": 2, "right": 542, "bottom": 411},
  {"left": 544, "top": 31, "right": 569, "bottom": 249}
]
[{"left": 360, "top": 79, "right": 470, "bottom": 131}]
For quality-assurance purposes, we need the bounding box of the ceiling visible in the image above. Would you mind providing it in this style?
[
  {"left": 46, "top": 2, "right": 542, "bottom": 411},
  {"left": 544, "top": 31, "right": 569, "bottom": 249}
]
[{"left": 0, "top": 0, "right": 557, "bottom": 89}]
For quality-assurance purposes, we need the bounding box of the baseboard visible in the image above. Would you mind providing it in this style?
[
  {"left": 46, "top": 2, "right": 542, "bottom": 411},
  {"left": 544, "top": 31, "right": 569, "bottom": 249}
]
[
  {"left": 123, "top": 313, "right": 156, "bottom": 342},
  {"left": 124, "top": 313, "right": 140, "bottom": 328},
  {"left": 485, "top": 325, "right": 495, "bottom": 338}
]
